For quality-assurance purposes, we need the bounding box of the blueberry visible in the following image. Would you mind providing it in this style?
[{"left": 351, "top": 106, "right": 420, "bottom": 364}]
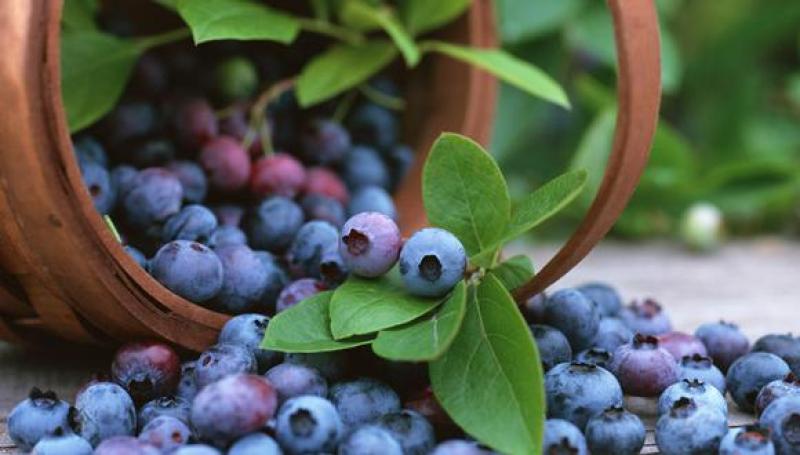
[
  {"left": 79, "top": 158, "right": 115, "bottom": 214},
  {"left": 176, "top": 361, "right": 199, "bottom": 401},
  {"left": 302, "top": 194, "right": 346, "bottom": 227},
  {"left": 167, "top": 160, "right": 208, "bottom": 203},
  {"left": 253, "top": 251, "right": 290, "bottom": 312},
  {"left": 246, "top": 196, "right": 304, "bottom": 252},
  {"left": 530, "top": 324, "right": 572, "bottom": 371},
  {"left": 138, "top": 415, "right": 191, "bottom": 453},
  {"left": 264, "top": 363, "right": 328, "bottom": 404},
  {"left": 288, "top": 220, "right": 341, "bottom": 279},
  {"left": 276, "top": 278, "right": 326, "bottom": 313},
  {"left": 678, "top": 354, "right": 727, "bottom": 395},
  {"left": 543, "top": 289, "right": 600, "bottom": 352},
  {"left": 111, "top": 341, "right": 181, "bottom": 404},
  {"left": 275, "top": 395, "right": 344, "bottom": 453},
  {"left": 656, "top": 331, "right": 708, "bottom": 361},
  {"left": 384, "top": 144, "right": 414, "bottom": 190},
  {"left": 521, "top": 292, "right": 546, "bottom": 323},
  {"left": 285, "top": 352, "right": 348, "bottom": 382},
  {"left": 150, "top": 240, "right": 223, "bottom": 303},
  {"left": 138, "top": 395, "right": 190, "bottom": 430},
  {"left": 759, "top": 395, "right": 800, "bottom": 454},
  {"left": 305, "top": 166, "right": 350, "bottom": 204},
  {"left": 75, "top": 382, "right": 136, "bottom": 447},
  {"left": 399, "top": 228, "right": 466, "bottom": 297},
  {"left": 128, "top": 138, "right": 176, "bottom": 168},
  {"left": 124, "top": 245, "right": 148, "bottom": 269},
  {"left": 610, "top": 334, "right": 679, "bottom": 397},
  {"left": 341, "top": 146, "right": 391, "bottom": 190},
  {"left": 719, "top": 425, "right": 775, "bottom": 455},
  {"left": 300, "top": 119, "right": 351, "bottom": 165},
  {"left": 194, "top": 343, "right": 257, "bottom": 389},
  {"left": 199, "top": 136, "right": 252, "bottom": 192},
  {"left": 578, "top": 282, "right": 622, "bottom": 317},
  {"left": 545, "top": 362, "right": 623, "bottom": 430},
  {"left": 8, "top": 389, "right": 76, "bottom": 451},
  {"left": 752, "top": 333, "right": 800, "bottom": 376},
  {"left": 756, "top": 373, "right": 800, "bottom": 417},
  {"left": 172, "top": 98, "right": 218, "bottom": 150},
  {"left": 584, "top": 406, "right": 645, "bottom": 455},
  {"left": 695, "top": 320, "right": 750, "bottom": 372},
  {"left": 592, "top": 317, "right": 634, "bottom": 352},
  {"left": 543, "top": 419, "right": 588, "bottom": 455},
  {"left": 123, "top": 167, "right": 183, "bottom": 234},
  {"left": 429, "top": 440, "right": 493, "bottom": 455},
  {"left": 212, "top": 204, "right": 245, "bottom": 227},
  {"left": 209, "top": 225, "right": 248, "bottom": 249},
  {"left": 348, "top": 186, "right": 397, "bottom": 220},
  {"left": 31, "top": 433, "right": 93, "bottom": 455},
  {"left": 338, "top": 425, "right": 403, "bottom": 455},
  {"left": 727, "top": 352, "right": 790, "bottom": 412},
  {"left": 111, "top": 165, "right": 138, "bottom": 200},
  {"left": 619, "top": 298, "right": 672, "bottom": 336},
  {"left": 250, "top": 153, "right": 308, "bottom": 199},
  {"left": 214, "top": 56, "right": 258, "bottom": 102},
  {"left": 330, "top": 378, "right": 401, "bottom": 428},
  {"left": 220, "top": 314, "right": 281, "bottom": 372},
  {"left": 347, "top": 103, "right": 398, "bottom": 150},
  {"left": 376, "top": 410, "right": 435, "bottom": 455},
  {"left": 172, "top": 444, "right": 223, "bottom": 455},
  {"left": 190, "top": 374, "right": 277, "bottom": 446},
  {"left": 102, "top": 101, "right": 158, "bottom": 147},
  {"left": 74, "top": 136, "right": 108, "bottom": 167},
  {"left": 228, "top": 433, "right": 282, "bottom": 455},
  {"left": 575, "top": 347, "right": 613, "bottom": 370},
  {"left": 657, "top": 378, "right": 727, "bottom": 417},
  {"left": 339, "top": 212, "right": 401, "bottom": 278},
  {"left": 212, "top": 245, "right": 271, "bottom": 314},
  {"left": 655, "top": 397, "right": 727, "bottom": 455},
  {"left": 162, "top": 204, "right": 218, "bottom": 243},
  {"left": 93, "top": 436, "right": 160, "bottom": 454}
]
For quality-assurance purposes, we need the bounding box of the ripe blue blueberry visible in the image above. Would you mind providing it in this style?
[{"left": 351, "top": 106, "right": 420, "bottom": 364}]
[
  {"left": 209, "top": 225, "right": 248, "bottom": 249},
  {"left": 123, "top": 167, "right": 183, "bottom": 235},
  {"left": 8, "top": 389, "right": 76, "bottom": 451},
  {"left": 529, "top": 324, "right": 572, "bottom": 371},
  {"left": 194, "top": 343, "right": 257, "bottom": 389},
  {"left": 228, "top": 433, "right": 282, "bottom": 455},
  {"left": 339, "top": 212, "right": 401, "bottom": 278},
  {"left": 301, "top": 194, "right": 346, "bottom": 227},
  {"left": 759, "top": 396, "right": 800, "bottom": 455},
  {"left": 161, "top": 204, "right": 218, "bottom": 244},
  {"left": 592, "top": 317, "right": 633, "bottom": 352},
  {"left": 264, "top": 363, "right": 328, "bottom": 404},
  {"left": 320, "top": 248, "right": 349, "bottom": 287},
  {"left": 755, "top": 373, "right": 800, "bottom": 417},
  {"left": 399, "top": 228, "right": 466, "bottom": 298},
  {"left": 150, "top": 240, "right": 223, "bottom": 303},
  {"left": 611, "top": 334, "right": 679, "bottom": 397},
  {"left": 575, "top": 347, "right": 613, "bottom": 370},
  {"left": 752, "top": 333, "right": 800, "bottom": 376},
  {"left": 246, "top": 196, "right": 304, "bottom": 252},
  {"left": 172, "top": 444, "right": 222, "bottom": 455},
  {"left": 655, "top": 397, "right": 727, "bottom": 455},
  {"left": 138, "top": 395, "right": 190, "bottom": 430},
  {"left": 656, "top": 331, "right": 708, "bottom": 361},
  {"left": 175, "top": 361, "right": 198, "bottom": 402},
  {"left": 543, "top": 419, "right": 588, "bottom": 455},
  {"left": 276, "top": 278, "right": 326, "bottom": 313},
  {"left": 111, "top": 341, "right": 181, "bottom": 404},
  {"left": 545, "top": 362, "right": 623, "bottom": 430},
  {"left": 124, "top": 245, "right": 148, "bottom": 269},
  {"left": 385, "top": 144, "right": 414, "bottom": 191},
  {"left": 275, "top": 395, "right": 344, "bottom": 454},
  {"left": 727, "top": 352, "right": 790, "bottom": 412},
  {"left": 678, "top": 353, "right": 727, "bottom": 395},
  {"left": 619, "top": 298, "right": 672, "bottom": 336},
  {"left": 74, "top": 136, "right": 108, "bottom": 167},
  {"left": 347, "top": 103, "right": 398, "bottom": 150},
  {"left": 288, "top": 221, "right": 340, "bottom": 278},
  {"left": 102, "top": 101, "right": 157, "bottom": 147},
  {"left": 79, "top": 158, "right": 115, "bottom": 215},
  {"left": 584, "top": 406, "right": 645, "bottom": 455},
  {"left": 75, "top": 382, "right": 136, "bottom": 447},
  {"left": 341, "top": 146, "right": 391, "bottom": 191},
  {"left": 657, "top": 378, "right": 728, "bottom": 417},
  {"left": 719, "top": 425, "right": 775, "bottom": 455},
  {"left": 300, "top": 119, "right": 351, "bottom": 165},
  {"left": 166, "top": 160, "right": 208, "bottom": 203},
  {"left": 253, "top": 251, "right": 289, "bottom": 312},
  {"left": 93, "top": 436, "right": 159, "bottom": 454},
  {"left": 695, "top": 320, "right": 750, "bottom": 372},
  {"left": 578, "top": 282, "right": 622, "bottom": 317},
  {"left": 31, "top": 433, "right": 93, "bottom": 455},
  {"left": 543, "top": 289, "right": 600, "bottom": 351},
  {"left": 138, "top": 415, "right": 191, "bottom": 453},
  {"left": 429, "top": 440, "right": 493, "bottom": 455},
  {"left": 212, "top": 245, "right": 270, "bottom": 314},
  {"left": 220, "top": 314, "right": 281, "bottom": 373},
  {"left": 348, "top": 186, "right": 397, "bottom": 220},
  {"left": 285, "top": 351, "right": 348, "bottom": 382},
  {"left": 522, "top": 291, "right": 546, "bottom": 323},
  {"left": 338, "top": 424, "right": 403, "bottom": 455},
  {"left": 376, "top": 410, "right": 436, "bottom": 455},
  {"left": 330, "top": 378, "right": 402, "bottom": 428},
  {"left": 111, "top": 165, "right": 138, "bottom": 200}
]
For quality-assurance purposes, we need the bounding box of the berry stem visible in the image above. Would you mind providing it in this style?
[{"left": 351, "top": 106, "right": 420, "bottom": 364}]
[
  {"left": 332, "top": 90, "right": 358, "bottom": 123},
  {"left": 358, "top": 83, "right": 406, "bottom": 111},
  {"left": 243, "top": 78, "right": 297, "bottom": 156},
  {"left": 135, "top": 28, "right": 192, "bottom": 51},
  {"left": 103, "top": 215, "right": 122, "bottom": 243},
  {"left": 296, "top": 18, "right": 365, "bottom": 45}
]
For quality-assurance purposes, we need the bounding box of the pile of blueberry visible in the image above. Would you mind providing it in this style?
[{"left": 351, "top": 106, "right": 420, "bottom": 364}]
[{"left": 74, "top": 36, "right": 416, "bottom": 313}]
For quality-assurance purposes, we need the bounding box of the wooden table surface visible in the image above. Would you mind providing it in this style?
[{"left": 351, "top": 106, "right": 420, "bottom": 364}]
[{"left": 2, "top": 239, "right": 797, "bottom": 453}]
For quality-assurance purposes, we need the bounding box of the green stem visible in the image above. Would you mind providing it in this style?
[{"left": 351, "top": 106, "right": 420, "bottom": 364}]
[
  {"left": 297, "top": 18, "right": 365, "bottom": 45},
  {"left": 358, "top": 83, "right": 406, "bottom": 110},
  {"left": 136, "top": 28, "right": 192, "bottom": 50},
  {"left": 332, "top": 90, "right": 358, "bottom": 123},
  {"left": 103, "top": 215, "right": 122, "bottom": 243}
]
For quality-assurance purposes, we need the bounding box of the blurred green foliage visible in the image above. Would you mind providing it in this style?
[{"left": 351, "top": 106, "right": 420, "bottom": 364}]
[{"left": 492, "top": 0, "right": 800, "bottom": 238}]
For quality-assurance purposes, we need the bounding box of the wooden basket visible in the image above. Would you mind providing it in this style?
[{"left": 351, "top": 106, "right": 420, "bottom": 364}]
[{"left": 0, "top": 0, "right": 660, "bottom": 352}]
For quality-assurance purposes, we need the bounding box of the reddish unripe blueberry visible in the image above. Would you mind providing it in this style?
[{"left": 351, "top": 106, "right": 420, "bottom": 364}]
[
  {"left": 657, "top": 331, "right": 708, "bottom": 361},
  {"left": 695, "top": 320, "right": 750, "bottom": 372},
  {"left": 619, "top": 298, "right": 672, "bottom": 336},
  {"left": 190, "top": 374, "right": 277, "bottom": 446},
  {"left": 172, "top": 98, "right": 218, "bottom": 150},
  {"left": 305, "top": 167, "right": 350, "bottom": 204},
  {"left": 250, "top": 153, "right": 307, "bottom": 198},
  {"left": 111, "top": 341, "right": 181, "bottom": 405},
  {"left": 755, "top": 373, "right": 800, "bottom": 417},
  {"left": 339, "top": 212, "right": 401, "bottom": 278},
  {"left": 199, "top": 136, "right": 251, "bottom": 192},
  {"left": 276, "top": 278, "right": 326, "bottom": 312},
  {"left": 611, "top": 334, "right": 680, "bottom": 397}
]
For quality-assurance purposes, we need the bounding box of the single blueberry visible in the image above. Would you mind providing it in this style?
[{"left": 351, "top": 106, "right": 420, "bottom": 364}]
[
  {"left": 619, "top": 298, "right": 672, "bottom": 336},
  {"left": 264, "top": 363, "right": 328, "bottom": 404},
  {"left": 543, "top": 419, "right": 588, "bottom": 455},
  {"left": 250, "top": 153, "right": 308, "bottom": 199},
  {"left": 75, "top": 382, "right": 136, "bottom": 447},
  {"left": 578, "top": 282, "right": 623, "bottom": 317},
  {"left": 275, "top": 395, "right": 344, "bottom": 454},
  {"left": 399, "top": 228, "right": 466, "bottom": 298},
  {"left": 161, "top": 204, "right": 218, "bottom": 244},
  {"left": 695, "top": 320, "right": 750, "bottom": 372},
  {"left": 79, "top": 158, "right": 115, "bottom": 214},
  {"left": 31, "top": 433, "right": 93, "bottom": 455},
  {"left": 530, "top": 324, "right": 572, "bottom": 372},
  {"left": 719, "top": 425, "right": 775, "bottom": 455},
  {"left": 348, "top": 186, "right": 397, "bottom": 220},
  {"left": 111, "top": 165, "right": 138, "bottom": 200},
  {"left": 347, "top": 103, "right": 398, "bottom": 150},
  {"left": 150, "top": 240, "right": 223, "bottom": 303},
  {"left": 611, "top": 334, "right": 679, "bottom": 397},
  {"left": 7, "top": 388, "right": 76, "bottom": 451},
  {"left": 655, "top": 397, "right": 727, "bottom": 454},
  {"left": 167, "top": 160, "right": 208, "bottom": 203},
  {"left": 545, "top": 362, "right": 623, "bottom": 430},
  {"left": 584, "top": 406, "right": 645, "bottom": 455},
  {"left": 727, "top": 352, "right": 790, "bottom": 412},
  {"left": 209, "top": 225, "right": 248, "bottom": 249},
  {"left": 128, "top": 138, "right": 175, "bottom": 168},
  {"left": 592, "top": 317, "right": 633, "bottom": 352},
  {"left": 678, "top": 354, "right": 727, "bottom": 395},
  {"left": 123, "top": 168, "right": 183, "bottom": 235},
  {"left": 752, "top": 333, "right": 800, "bottom": 377},
  {"left": 276, "top": 278, "right": 326, "bottom": 313},
  {"left": 657, "top": 378, "right": 728, "bottom": 417},
  {"left": 246, "top": 196, "right": 304, "bottom": 253},
  {"left": 287, "top": 220, "right": 341, "bottom": 279},
  {"left": 656, "top": 331, "right": 708, "bottom": 361},
  {"left": 253, "top": 251, "right": 289, "bottom": 313},
  {"left": 376, "top": 410, "right": 436, "bottom": 455},
  {"left": 338, "top": 424, "right": 403, "bottom": 455},
  {"left": 212, "top": 245, "right": 271, "bottom": 314},
  {"left": 339, "top": 212, "right": 402, "bottom": 278},
  {"left": 756, "top": 373, "right": 800, "bottom": 417},
  {"left": 194, "top": 343, "right": 257, "bottom": 390},
  {"left": 228, "top": 432, "right": 282, "bottom": 455},
  {"left": 341, "top": 146, "right": 391, "bottom": 190},
  {"left": 171, "top": 98, "right": 218, "bottom": 151},
  {"left": 543, "top": 289, "right": 600, "bottom": 352},
  {"left": 138, "top": 415, "right": 192, "bottom": 453},
  {"left": 575, "top": 347, "right": 613, "bottom": 370},
  {"left": 124, "top": 245, "right": 148, "bottom": 269},
  {"left": 330, "top": 378, "right": 402, "bottom": 428},
  {"left": 301, "top": 194, "right": 346, "bottom": 227},
  {"left": 111, "top": 341, "right": 181, "bottom": 405},
  {"left": 759, "top": 396, "right": 800, "bottom": 454},
  {"left": 138, "top": 395, "right": 191, "bottom": 430},
  {"left": 102, "top": 101, "right": 159, "bottom": 147},
  {"left": 199, "top": 136, "right": 251, "bottom": 193},
  {"left": 220, "top": 313, "right": 282, "bottom": 372},
  {"left": 74, "top": 136, "right": 108, "bottom": 168},
  {"left": 300, "top": 118, "right": 351, "bottom": 165}
]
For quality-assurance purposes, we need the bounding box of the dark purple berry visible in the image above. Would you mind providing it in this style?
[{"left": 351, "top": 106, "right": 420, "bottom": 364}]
[
  {"left": 611, "top": 334, "right": 679, "bottom": 397},
  {"left": 347, "top": 103, "right": 398, "bottom": 150},
  {"left": 128, "top": 138, "right": 175, "bottom": 168},
  {"left": 212, "top": 204, "right": 244, "bottom": 227},
  {"left": 131, "top": 53, "right": 168, "bottom": 97},
  {"left": 727, "top": 352, "right": 790, "bottom": 412},
  {"left": 172, "top": 98, "right": 218, "bottom": 150},
  {"left": 285, "top": 351, "right": 349, "bottom": 382},
  {"left": 656, "top": 331, "right": 708, "bottom": 361},
  {"left": 250, "top": 153, "right": 307, "bottom": 198},
  {"left": 199, "top": 136, "right": 251, "bottom": 193},
  {"left": 111, "top": 341, "right": 180, "bottom": 404},
  {"left": 545, "top": 362, "right": 623, "bottom": 430},
  {"left": 385, "top": 144, "right": 414, "bottom": 190},
  {"left": 695, "top": 320, "right": 750, "bottom": 372},
  {"left": 276, "top": 278, "right": 326, "bottom": 312},
  {"left": 300, "top": 119, "right": 351, "bottom": 164},
  {"left": 102, "top": 101, "right": 158, "bottom": 147},
  {"left": 619, "top": 298, "right": 672, "bottom": 336},
  {"left": 592, "top": 317, "right": 634, "bottom": 352},
  {"left": 194, "top": 343, "right": 257, "bottom": 389},
  {"left": 150, "top": 240, "right": 223, "bottom": 303},
  {"left": 305, "top": 166, "right": 349, "bottom": 204},
  {"left": 341, "top": 146, "right": 391, "bottom": 190},
  {"left": 340, "top": 212, "right": 401, "bottom": 278}
]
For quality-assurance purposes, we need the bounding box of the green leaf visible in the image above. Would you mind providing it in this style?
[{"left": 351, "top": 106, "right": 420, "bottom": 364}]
[
  {"left": 420, "top": 41, "right": 570, "bottom": 109},
  {"left": 176, "top": 0, "right": 300, "bottom": 44},
  {"left": 62, "top": 0, "right": 98, "bottom": 30},
  {"left": 496, "top": 0, "right": 584, "bottom": 44},
  {"left": 430, "top": 275, "right": 545, "bottom": 455},
  {"left": 490, "top": 256, "right": 534, "bottom": 291},
  {"left": 61, "top": 30, "right": 143, "bottom": 132},
  {"left": 329, "top": 273, "right": 441, "bottom": 340},
  {"left": 342, "top": 0, "right": 420, "bottom": 66},
  {"left": 400, "top": 0, "right": 471, "bottom": 36},
  {"left": 296, "top": 40, "right": 397, "bottom": 107},
  {"left": 422, "top": 133, "right": 511, "bottom": 266},
  {"left": 262, "top": 291, "right": 373, "bottom": 353},
  {"left": 569, "top": 108, "right": 617, "bottom": 209},
  {"left": 371, "top": 281, "right": 467, "bottom": 361}
]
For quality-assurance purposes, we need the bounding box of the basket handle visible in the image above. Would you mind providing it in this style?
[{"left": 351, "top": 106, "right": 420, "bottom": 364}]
[{"left": 513, "top": 0, "right": 661, "bottom": 303}]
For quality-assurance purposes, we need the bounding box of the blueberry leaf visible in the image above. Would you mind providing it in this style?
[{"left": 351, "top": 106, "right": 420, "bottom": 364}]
[
  {"left": 490, "top": 255, "right": 534, "bottom": 292},
  {"left": 420, "top": 41, "right": 570, "bottom": 109},
  {"left": 400, "top": 0, "right": 471, "bottom": 36},
  {"left": 62, "top": 0, "right": 98, "bottom": 30},
  {"left": 262, "top": 291, "right": 373, "bottom": 353},
  {"left": 296, "top": 40, "right": 397, "bottom": 107},
  {"left": 341, "top": 0, "right": 420, "bottom": 66},
  {"left": 430, "top": 275, "right": 545, "bottom": 455},
  {"left": 371, "top": 281, "right": 467, "bottom": 361},
  {"left": 505, "top": 169, "right": 587, "bottom": 240},
  {"left": 329, "top": 271, "right": 441, "bottom": 340},
  {"left": 176, "top": 0, "right": 300, "bottom": 44},
  {"left": 422, "top": 133, "right": 511, "bottom": 267}
]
